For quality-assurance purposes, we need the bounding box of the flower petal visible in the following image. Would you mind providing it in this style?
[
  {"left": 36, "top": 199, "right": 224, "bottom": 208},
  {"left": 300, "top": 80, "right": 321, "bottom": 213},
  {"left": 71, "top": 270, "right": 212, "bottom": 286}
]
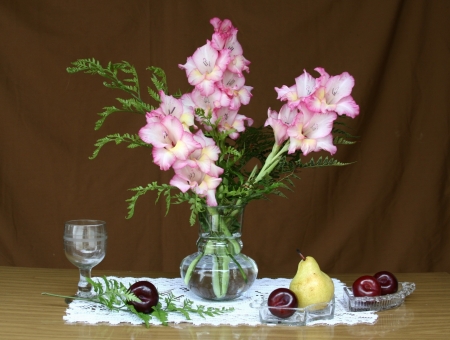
[
  {"left": 335, "top": 95, "right": 360, "bottom": 118},
  {"left": 192, "top": 42, "right": 218, "bottom": 74},
  {"left": 187, "top": 69, "right": 206, "bottom": 86},
  {"left": 162, "top": 116, "right": 184, "bottom": 142},
  {"left": 169, "top": 174, "right": 192, "bottom": 192},
  {"left": 205, "top": 189, "right": 218, "bottom": 206},
  {"left": 302, "top": 111, "right": 337, "bottom": 139},
  {"left": 215, "top": 49, "right": 231, "bottom": 71},
  {"left": 139, "top": 122, "right": 170, "bottom": 148},
  {"left": 324, "top": 72, "right": 354, "bottom": 104},
  {"left": 195, "top": 78, "right": 218, "bottom": 97},
  {"left": 294, "top": 70, "right": 316, "bottom": 97},
  {"left": 152, "top": 147, "right": 177, "bottom": 170},
  {"left": 178, "top": 57, "right": 197, "bottom": 77},
  {"left": 315, "top": 133, "right": 337, "bottom": 155},
  {"left": 159, "top": 91, "right": 183, "bottom": 117},
  {"left": 314, "top": 67, "right": 330, "bottom": 86}
]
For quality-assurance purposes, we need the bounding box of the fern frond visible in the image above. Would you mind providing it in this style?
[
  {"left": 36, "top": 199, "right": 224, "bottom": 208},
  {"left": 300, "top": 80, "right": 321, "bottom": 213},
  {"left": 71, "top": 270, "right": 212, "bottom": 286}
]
[
  {"left": 148, "top": 87, "right": 161, "bottom": 103},
  {"left": 297, "top": 156, "right": 353, "bottom": 168},
  {"left": 67, "top": 58, "right": 153, "bottom": 129},
  {"left": 147, "top": 66, "right": 169, "bottom": 94},
  {"left": 332, "top": 127, "right": 359, "bottom": 139},
  {"left": 126, "top": 183, "right": 176, "bottom": 219},
  {"left": 333, "top": 136, "right": 357, "bottom": 145},
  {"left": 89, "top": 133, "right": 150, "bottom": 159}
]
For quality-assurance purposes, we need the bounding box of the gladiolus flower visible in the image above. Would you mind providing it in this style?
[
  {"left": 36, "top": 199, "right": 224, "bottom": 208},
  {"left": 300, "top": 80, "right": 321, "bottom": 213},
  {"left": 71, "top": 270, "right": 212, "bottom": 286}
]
[
  {"left": 170, "top": 165, "right": 222, "bottom": 206},
  {"left": 139, "top": 115, "right": 201, "bottom": 170},
  {"left": 185, "top": 88, "right": 231, "bottom": 114},
  {"left": 223, "top": 34, "right": 250, "bottom": 77},
  {"left": 218, "top": 71, "right": 253, "bottom": 110},
  {"left": 179, "top": 41, "right": 231, "bottom": 97},
  {"left": 275, "top": 69, "right": 317, "bottom": 109},
  {"left": 210, "top": 17, "right": 250, "bottom": 77},
  {"left": 173, "top": 130, "right": 224, "bottom": 178},
  {"left": 265, "top": 104, "right": 299, "bottom": 146},
  {"left": 304, "top": 69, "right": 360, "bottom": 118},
  {"left": 210, "top": 17, "right": 238, "bottom": 51},
  {"left": 287, "top": 104, "right": 337, "bottom": 155},
  {"left": 212, "top": 107, "right": 253, "bottom": 139},
  {"left": 151, "top": 91, "right": 196, "bottom": 131}
]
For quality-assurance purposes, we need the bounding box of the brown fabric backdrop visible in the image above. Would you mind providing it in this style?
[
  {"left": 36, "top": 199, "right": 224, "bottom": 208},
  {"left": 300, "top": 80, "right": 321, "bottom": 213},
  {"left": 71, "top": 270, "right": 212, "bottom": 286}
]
[{"left": 1, "top": 0, "right": 449, "bottom": 277}]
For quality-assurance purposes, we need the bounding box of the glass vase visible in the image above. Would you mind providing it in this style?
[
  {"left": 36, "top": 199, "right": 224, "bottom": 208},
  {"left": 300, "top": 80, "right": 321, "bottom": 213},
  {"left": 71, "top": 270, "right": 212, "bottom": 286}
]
[{"left": 180, "top": 204, "right": 258, "bottom": 301}]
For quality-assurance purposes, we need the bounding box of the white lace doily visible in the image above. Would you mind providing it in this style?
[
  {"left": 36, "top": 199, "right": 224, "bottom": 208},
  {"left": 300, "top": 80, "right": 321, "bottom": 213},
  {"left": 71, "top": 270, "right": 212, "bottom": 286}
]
[{"left": 64, "top": 277, "right": 378, "bottom": 326}]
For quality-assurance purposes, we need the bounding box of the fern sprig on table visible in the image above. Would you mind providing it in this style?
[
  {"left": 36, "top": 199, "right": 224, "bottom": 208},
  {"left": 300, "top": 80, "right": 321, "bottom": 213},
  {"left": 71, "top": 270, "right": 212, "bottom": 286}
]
[{"left": 42, "top": 277, "right": 233, "bottom": 328}]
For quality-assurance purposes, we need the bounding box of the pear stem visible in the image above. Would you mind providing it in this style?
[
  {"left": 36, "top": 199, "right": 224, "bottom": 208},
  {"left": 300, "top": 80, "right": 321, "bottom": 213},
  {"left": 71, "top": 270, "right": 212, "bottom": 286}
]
[{"left": 296, "top": 249, "right": 306, "bottom": 261}]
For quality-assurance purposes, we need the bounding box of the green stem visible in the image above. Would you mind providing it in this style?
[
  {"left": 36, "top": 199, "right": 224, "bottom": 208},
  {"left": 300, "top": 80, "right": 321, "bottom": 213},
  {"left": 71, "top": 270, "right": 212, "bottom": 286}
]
[
  {"left": 212, "top": 255, "right": 230, "bottom": 299},
  {"left": 253, "top": 141, "right": 290, "bottom": 184},
  {"left": 206, "top": 206, "right": 241, "bottom": 255},
  {"left": 201, "top": 206, "right": 248, "bottom": 299},
  {"left": 227, "top": 252, "right": 248, "bottom": 284},
  {"left": 183, "top": 252, "right": 204, "bottom": 286},
  {"left": 42, "top": 292, "right": 94, "bottom": 302}
]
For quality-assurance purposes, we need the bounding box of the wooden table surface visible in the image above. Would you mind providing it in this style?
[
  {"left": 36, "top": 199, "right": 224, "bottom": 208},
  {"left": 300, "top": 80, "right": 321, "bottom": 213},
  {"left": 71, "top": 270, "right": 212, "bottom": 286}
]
[{"left": 0, "top": 266, "right": 449, "bottom": 339}]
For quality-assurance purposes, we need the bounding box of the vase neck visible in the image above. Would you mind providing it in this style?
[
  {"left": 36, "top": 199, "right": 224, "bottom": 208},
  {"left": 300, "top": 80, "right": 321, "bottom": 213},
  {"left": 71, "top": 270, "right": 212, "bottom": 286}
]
[
  {"left": 197, "top": 205, "right": 245, "bottom": 235},
  {"left": 196, "top": 205, "right": 246, "bottom": 255}
]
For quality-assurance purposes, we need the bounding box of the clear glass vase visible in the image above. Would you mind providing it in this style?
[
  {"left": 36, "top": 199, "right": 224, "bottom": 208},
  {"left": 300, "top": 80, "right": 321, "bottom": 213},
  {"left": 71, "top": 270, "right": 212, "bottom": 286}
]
[{"left": 180, "top": 204, "right": 258, "bottom": 301}]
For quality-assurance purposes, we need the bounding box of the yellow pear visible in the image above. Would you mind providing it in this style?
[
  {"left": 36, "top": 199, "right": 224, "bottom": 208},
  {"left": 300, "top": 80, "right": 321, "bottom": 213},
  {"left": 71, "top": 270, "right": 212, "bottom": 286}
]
[{"left": 289, "top": 252, "right": 334, "bottom": 308}]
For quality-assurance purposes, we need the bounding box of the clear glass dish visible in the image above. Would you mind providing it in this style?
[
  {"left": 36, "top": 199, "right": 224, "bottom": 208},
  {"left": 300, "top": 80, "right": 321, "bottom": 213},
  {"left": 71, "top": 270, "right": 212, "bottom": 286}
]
[
  {"left": 343, "top": 282, "right": 415, "bottom": 312},
  {"left": 250, "top": 295, "right": 335, "bottom": 325}
]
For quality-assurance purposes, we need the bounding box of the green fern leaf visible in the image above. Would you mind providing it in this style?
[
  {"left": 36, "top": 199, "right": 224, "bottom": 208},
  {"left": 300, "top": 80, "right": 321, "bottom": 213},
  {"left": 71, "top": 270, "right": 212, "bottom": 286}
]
[
  {"left": 333, "top": 136, "right": 357, "bottom": 145},
  {"left": 298, "top": 156, "right": 352, "bottom": 168},
  {"left": 89, "top": 133, "right": 150, "bottom": 159}
]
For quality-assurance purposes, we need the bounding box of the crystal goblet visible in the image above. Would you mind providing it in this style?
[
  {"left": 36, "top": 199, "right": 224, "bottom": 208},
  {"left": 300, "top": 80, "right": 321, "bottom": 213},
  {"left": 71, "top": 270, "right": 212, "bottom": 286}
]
[{"left": 63, "top": 219, "right": 107, "bottom": 298}]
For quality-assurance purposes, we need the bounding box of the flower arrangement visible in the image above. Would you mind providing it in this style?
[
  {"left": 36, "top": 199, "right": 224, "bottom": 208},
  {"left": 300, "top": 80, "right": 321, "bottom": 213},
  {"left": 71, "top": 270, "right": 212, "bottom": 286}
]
[
  {"left": 67, "top": 17, "right": 359, "bottom": 300},
  {"left": 67, "top": 17, "right": 359, "bottom": 224}
]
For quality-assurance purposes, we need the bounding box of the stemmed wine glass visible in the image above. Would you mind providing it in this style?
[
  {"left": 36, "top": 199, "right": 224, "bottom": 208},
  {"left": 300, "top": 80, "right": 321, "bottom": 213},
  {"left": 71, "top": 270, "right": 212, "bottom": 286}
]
[{"left": 64, "top": 219, "right": 107, "bottom": 298}]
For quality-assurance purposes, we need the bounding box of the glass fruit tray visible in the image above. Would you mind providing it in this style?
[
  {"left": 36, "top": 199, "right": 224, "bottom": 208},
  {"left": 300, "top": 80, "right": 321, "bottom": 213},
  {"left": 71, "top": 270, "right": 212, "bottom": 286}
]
[
  {"left": 250, "top": 295, "right": 335, "bottom": 325},
  {"left": 343, "top": 282, "right": 415, "bottom": 312}
]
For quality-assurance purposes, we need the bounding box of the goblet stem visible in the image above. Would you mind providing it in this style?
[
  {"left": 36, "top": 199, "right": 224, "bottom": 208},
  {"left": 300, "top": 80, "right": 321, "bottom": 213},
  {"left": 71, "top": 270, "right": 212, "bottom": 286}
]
[{"left": 77, "top": 268, "right": 93, "bottom": 297}]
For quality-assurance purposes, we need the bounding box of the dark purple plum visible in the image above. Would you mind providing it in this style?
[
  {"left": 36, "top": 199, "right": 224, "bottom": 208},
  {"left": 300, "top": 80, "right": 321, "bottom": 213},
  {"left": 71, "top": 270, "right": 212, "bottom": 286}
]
[
  {"left": 267, "top": 288, "right": 298, "bottom": 318},
  {"left": 374, "top": 271, "right": 398, "bottom": 295},
  {"left": 127, "top": 281, "right": 159, "bottom": 314},
  {"left": 352, "top": 276, "right": 382, "bottom": 297}
]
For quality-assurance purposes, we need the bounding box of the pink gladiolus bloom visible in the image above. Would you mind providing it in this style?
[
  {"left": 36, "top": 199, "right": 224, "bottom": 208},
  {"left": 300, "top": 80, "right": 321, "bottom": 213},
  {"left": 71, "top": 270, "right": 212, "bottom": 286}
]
[
  {"left": 275, "top": 69, "right": 317, "bottom": 109},
  {"left": 304, "top": 70, "right": 360, "bottom": 118},
  {"left": 265, "top": 104, "right": 299, "bottom": 146},
  {"left": 210, "top": 17, "right": 250, "bottom": 77},
  {"left": 313, "top": 67, "right": 330, "bottom": 86},
  {"left": 218, "top": 71, "right": 253, "bottom": 110},
  {"left": 152, "top": 91, "right": 195, "bottom": 131},
  {"left": 170, "top": 165, "right": 222, "bottom": 206},
  {"left": 144, "top": 110, "right": 164, "bottom": 125},
  {"left": 227, "top": 54, "right": 250, "bottom": 77},
  {"left": 173, "top": 130, "right": 224, "bottom": 178},
  {"left": 139, "top": 115, "right": 200, "bottom": 170},
  {"left": 186, "top": 88, "right": 231, "bottom": 114},
  {"left": 210, "top": 17, "right": 238, "bottom": 51},
  {"left": 223, "top": 35, "right": 250, "bottom": 77},
  {"left": 179, "top": 41, "right": 231, "bottom": 97},
  {"left": 213, "top": 107, "right": 253, "bottom": 140},
  {"left": 287, "top": 104, "right": 337, "bottom": 155}
]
